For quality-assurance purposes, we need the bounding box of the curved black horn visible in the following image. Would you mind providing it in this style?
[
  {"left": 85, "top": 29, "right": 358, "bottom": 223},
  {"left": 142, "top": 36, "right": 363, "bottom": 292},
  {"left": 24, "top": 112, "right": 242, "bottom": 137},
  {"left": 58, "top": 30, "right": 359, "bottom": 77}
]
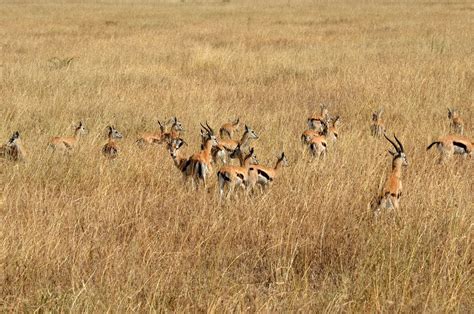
[
  {"left": 384, "top": 133, "right": 400, "bottom": 152},
  {"left": 394, "top": 134, "right": 404, "bottom": 152},
  {"left": 206, "top": 121, "right": 214, "bottom": 134},
  {"left": 200, "top": 122, "right": 209, "bottom": 133}
]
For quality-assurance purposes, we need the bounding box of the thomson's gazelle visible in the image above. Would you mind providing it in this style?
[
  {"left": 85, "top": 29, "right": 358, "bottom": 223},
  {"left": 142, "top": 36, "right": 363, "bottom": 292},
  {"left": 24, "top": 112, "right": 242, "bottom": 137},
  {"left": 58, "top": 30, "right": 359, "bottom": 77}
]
[
  {"left": 1, "top": 131, "right": 26, "bottom": 162},
  {"left": 48, "top": 121, "right": 87, "bottom": 151},
  {"left": 447, "top": 108, "right": 464, "bottom": 135},
  {"left": 372, "top": 134, "right": 408, "bottom": 215},
  {"left": 427, "top": 135, "right": 472, "bottom": 161},
  {"left": 102, "top": 126, "right": 124, "bottom": 159}
]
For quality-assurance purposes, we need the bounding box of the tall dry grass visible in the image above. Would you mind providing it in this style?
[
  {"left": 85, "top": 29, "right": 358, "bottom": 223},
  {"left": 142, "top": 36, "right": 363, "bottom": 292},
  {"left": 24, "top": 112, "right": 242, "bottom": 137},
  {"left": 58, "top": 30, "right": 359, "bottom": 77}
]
[{"left": 1, "top": 0, "right": 473, "bottom": 311}]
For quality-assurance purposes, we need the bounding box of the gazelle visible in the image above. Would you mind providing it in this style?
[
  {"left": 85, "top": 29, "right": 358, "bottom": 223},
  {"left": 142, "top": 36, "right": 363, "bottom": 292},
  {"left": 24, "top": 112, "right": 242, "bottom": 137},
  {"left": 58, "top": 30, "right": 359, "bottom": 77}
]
[
  {"left": 136, "top": 120, "right": 166, "bottom": 147},
  {"left": 136, "top": 117, "right": 184, "bottom": 147},
  {"left": 189, "top": 122, "right": 219, "bottom": 187},
  {"left": 370, "top": 108, "right": 385, "bottom": 137},
  {"left": 447, "top": 108, "right": 464, "bottom": 135},
  {"left": 247, "top": 152, "right": 288, "bottom": 190},
  {"left": 217, "top": 146, "right": 258, "bottom": 198},
  {"left": 213, "top": 124, "right": 259, "bottom": 164},
  {"left": 427, "top": 135, "right": 472, "bottom": 161},
  {"left": 372, "top": 134, "right": 408, "bottom": 215},
  {"left": 327, "top": 115, "right": 340, "bottom": 143},
  {"left": 1, "top": 131, "right": 26, "bottom": 162},
  {"left": 307, "top": 120, "right": 329, "bottom": 158},
  {"left": 307, "top": 103, "right": 329, "bottom": 132},
  {"left": 102, "top": 126, "right": 123, "bottom": 159},
  {"left": 219, "top": 118, "right": 240, "bottom": 139},
  {"left": 160, "top": 117, "right": 185, "bottom": 144},
  {"left": 48, "top": 121, "right": 87, "bottom": 151},
  {"left": 167, "top": 138, "right": 193, "bottom": 178}
]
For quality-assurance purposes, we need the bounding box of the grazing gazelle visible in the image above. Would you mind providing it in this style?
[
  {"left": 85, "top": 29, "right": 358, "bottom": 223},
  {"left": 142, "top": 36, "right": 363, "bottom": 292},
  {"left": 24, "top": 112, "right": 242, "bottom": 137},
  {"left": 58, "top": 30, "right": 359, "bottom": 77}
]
[
  {"left": 370, "top": 108, "right": 385, "bottom": 137},
  {"left": 213, "top": 124, "right": 259, "bottom": 164},
  {"left": 189, "top": 122, "right": 219, "bottom": 187},
  {"left": 308, "top": 103, "right": 329, "bottom": 132},
  {"left": 102, "top": 126, "right": 123, "bottom": 159},
  {"left": 217, "top": 146, "right": 258, "bottom": 198},
  {"left": 447, "top": 108, "right": 464, "bottom": 135},
  {"left": 427, "top": 134, "right": 472, "bottom": 161},
  {"left": 307, "top": 120, "right": 329, "bottom": 158},
  {"left": 48, "top": 121, "right": 87, "bottom": 151},
  {"left": 219, "top": 118, "right": 240, "bottom": 139},
  {"left": 248, "top": 152, "right": 288, "bottom": 191},
  {"left": 1, "top": 131, "right": 26, "bottom": 162},
  {"left": 372, "top": 134, "right": 408, "bottom": 215}
]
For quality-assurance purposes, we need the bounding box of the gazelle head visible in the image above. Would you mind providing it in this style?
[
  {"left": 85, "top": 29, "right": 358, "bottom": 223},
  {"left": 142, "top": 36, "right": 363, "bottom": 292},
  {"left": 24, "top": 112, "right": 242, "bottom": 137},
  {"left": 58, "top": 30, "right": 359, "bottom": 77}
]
[
  {"left": 230, "top": 144, "right": 258, "bottom": 164},
  {"left": 76, "top": 121, "right": 87, "bottom": 135},
  {"left": 200, "top": 121, "right": 219, "bottom": 146},
  {"left": 372, "top": 108, "right": 383, "bottom": 122},
  {"left": 384, "top": 133, "right": 408, "bottom": 166},
  {"left": 157, "top": 120, "right": 166, "bottom": 133},
  {"left": 330, "top": 115, "right": 340, "bottom": 127},
  {"left": 447, "top": 108, "right": 459, "bottom": 119},
  {"left": 229, "top": 143, "right": 243, "bottom": 159},
  {"left": 233, "top": 117, "right": 240, "bottom": 126},
  {"left": 8, "top": 131, "right": 20, "bottom": 145},
  {"left": 107, "top": 126, "right": 123, "bottom": 140},
  {"left": 278, "top": 152, "right": 289, "bottom": 167},
  {"left": 168, "top": 138, "right": 187, "bottom": 159},
  {"left": 170, "top": 117, "right": 185, "bottom": 132},
  {"left": 244, "top": 125, "right": 259, "bottom": 140}
]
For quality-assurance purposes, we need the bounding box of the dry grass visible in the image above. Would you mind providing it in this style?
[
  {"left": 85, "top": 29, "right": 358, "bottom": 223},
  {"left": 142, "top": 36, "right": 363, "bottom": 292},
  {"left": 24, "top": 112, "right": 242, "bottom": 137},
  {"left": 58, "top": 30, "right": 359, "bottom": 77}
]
[{"left": 1, "top": 0, "right": 473, "bottom": 311}]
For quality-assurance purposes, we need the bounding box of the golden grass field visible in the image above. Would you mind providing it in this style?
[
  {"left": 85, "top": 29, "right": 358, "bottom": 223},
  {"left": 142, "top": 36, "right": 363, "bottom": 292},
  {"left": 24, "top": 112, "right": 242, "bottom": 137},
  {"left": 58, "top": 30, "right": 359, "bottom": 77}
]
[{"left": 1, "top": 0, "right": 473, "bottom": 311}]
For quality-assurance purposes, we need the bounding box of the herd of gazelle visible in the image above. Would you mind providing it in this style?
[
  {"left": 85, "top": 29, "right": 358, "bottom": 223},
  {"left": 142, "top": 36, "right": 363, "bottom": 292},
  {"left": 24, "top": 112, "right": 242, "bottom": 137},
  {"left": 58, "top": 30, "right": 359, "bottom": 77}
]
[{"left": 1, "top": 106, "right": 471, "bottom": 213}]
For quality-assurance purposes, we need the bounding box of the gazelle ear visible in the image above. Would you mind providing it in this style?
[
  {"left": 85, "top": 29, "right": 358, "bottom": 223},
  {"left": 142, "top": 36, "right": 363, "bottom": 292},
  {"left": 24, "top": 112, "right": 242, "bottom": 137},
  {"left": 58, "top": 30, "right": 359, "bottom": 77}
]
[{"left": 245, "top": 125, "right": 249, "bottom": 131}]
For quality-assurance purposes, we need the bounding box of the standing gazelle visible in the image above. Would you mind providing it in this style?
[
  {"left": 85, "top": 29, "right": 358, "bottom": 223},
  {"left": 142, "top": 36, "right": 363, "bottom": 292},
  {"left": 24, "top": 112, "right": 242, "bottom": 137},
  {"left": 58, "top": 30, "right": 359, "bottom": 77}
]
[
  {"left": 213, "top": 124, "right": 259, "bottom": 164},
  {"left": 327, "top": 115, "right": 340, "bottom": 143},
  {"left": 427, "top": 134, "right": 472, "bottom": 161},
  {"left": 370, "top": 109, "right": 385, "bottom": 137},
  {"left": 189, "top": 122, "right": 219, "bottom": 187},
  {"left": 48, "top": 121, "right": 87, "bottom": 151},
  {"left": 307, "top": 104, "right": 329, "bottom": 132},
  {"left": 219, "top": 118, "right": 240, "bottom": 139},
  {"left": 307, "top": 120, "right": 329, "bottom": 158},
  {"left": 167, "top": 138, "right": 193, "bottom": 179},
  {"left": 248, "top": 152, "right": 288, "bottom": 191},
  {"left": 102, "top": 126, "right": 123, "bottom": 159},
  {"left": 217, "top": 146, "right": 258, "bottom": 198},
  {"left": 372, "top": 134, "right": 408, "bottom": 215},
  {"left": 447, "top": 108, "right": 464, "bottom": 135},
  {"left": 1, "top": 131, "right": 26, "bottom": 162}
]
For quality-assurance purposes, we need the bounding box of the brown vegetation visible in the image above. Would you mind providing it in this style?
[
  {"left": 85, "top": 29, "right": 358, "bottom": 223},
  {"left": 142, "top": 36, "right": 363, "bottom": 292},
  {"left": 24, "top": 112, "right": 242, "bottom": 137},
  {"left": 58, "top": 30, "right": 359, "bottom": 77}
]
[{"left": 1, "top": 0, "right": 473, "bottom": 311}]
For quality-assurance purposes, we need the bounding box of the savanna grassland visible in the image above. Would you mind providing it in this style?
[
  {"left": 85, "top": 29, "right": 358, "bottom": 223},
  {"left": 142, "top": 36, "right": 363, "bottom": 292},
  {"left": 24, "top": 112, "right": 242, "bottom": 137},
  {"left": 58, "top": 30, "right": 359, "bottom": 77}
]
[{"left": 1, "top": 0, "right": 473, "bottom": 311}]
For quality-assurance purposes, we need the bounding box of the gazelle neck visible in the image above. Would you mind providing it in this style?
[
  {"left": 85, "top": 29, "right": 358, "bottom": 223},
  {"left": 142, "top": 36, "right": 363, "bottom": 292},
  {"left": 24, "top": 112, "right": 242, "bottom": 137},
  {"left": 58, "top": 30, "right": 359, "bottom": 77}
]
[
  {"left": 203, "top": 139, "right": 213, "bottom": 154},
  {"left": 391, "top": 157, "right": 403, "bottom": 177},
  {"left": 239, "top": 131, "right": 250, "bottom": 146},
  {"left": 74, "top": 128, "right": 82, "bottom": 141},
  {"left": 274, "top": 158, "right": 284, "bottom": 171},
  {"left": 242, "top": 154, "right": 253, "bottom": 167}
]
